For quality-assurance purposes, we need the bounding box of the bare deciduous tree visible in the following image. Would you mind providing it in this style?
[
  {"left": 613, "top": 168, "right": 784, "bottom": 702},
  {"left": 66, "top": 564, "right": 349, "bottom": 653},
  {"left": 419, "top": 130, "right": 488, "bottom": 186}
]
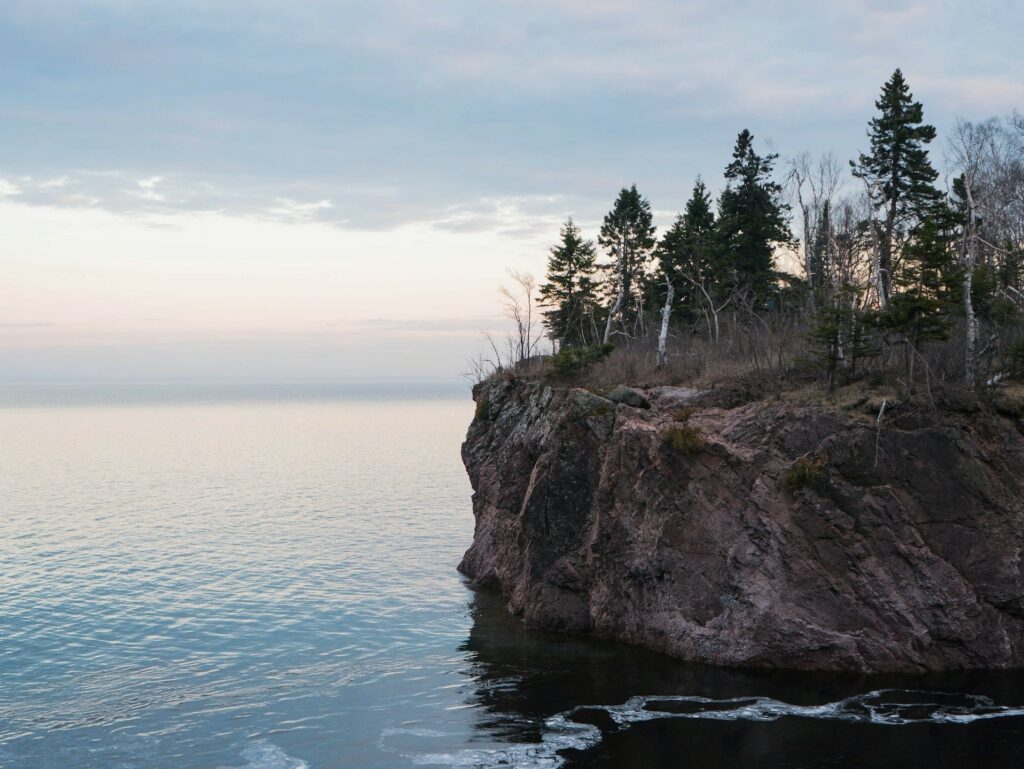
[
  {"left": 499, "top": 270, "right": 545, "bottom": 368},
  {"left": 787, "top": 152, "right": 842, "bottom": 296}
]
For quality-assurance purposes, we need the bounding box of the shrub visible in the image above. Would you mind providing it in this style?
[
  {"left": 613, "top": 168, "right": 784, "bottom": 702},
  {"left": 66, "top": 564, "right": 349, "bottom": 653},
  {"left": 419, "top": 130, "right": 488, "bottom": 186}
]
[
  {"left": 663, "top": 424, "right": 705, "bottom": 455},
  {"left": 474, "top": 394, "right": 490, "bottom": 421},
  {"left": 550, "top": 343, "right": 615, "bottom": 378},
  {"left": 671, "top": 406, "right": 697, "bottom": 422},
  {"left": 783, "top": 455, "right": 826, "bottom": 492}
]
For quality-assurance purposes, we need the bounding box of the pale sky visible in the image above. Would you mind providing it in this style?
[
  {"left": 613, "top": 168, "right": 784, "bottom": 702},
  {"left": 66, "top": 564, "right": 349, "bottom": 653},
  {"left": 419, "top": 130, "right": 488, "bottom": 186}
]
[{"left": 2, "top": 0, "right": 1022, "bottom": 381}]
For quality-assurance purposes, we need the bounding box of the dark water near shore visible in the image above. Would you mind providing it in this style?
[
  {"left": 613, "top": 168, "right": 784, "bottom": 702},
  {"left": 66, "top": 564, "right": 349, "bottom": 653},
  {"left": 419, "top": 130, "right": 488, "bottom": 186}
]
[{"left": 2, "top": 383, "right": 1023, "bottom": 768}]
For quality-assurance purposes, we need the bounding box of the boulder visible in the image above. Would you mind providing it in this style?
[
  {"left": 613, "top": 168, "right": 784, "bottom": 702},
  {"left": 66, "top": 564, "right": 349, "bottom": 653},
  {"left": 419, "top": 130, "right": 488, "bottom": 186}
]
[{"left": 605, "top": 385, "right": 651, "bottom": 409}]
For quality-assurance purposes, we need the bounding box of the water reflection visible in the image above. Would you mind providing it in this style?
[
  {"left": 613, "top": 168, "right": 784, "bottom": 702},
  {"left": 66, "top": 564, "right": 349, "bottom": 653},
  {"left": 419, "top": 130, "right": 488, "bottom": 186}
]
[{"left": 459, "top": 586, "right": 1024, "bottom": 769}]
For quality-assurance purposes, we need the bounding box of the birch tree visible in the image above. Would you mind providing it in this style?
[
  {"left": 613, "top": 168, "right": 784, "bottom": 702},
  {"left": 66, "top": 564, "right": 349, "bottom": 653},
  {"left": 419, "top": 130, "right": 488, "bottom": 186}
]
[{"left": 788, "top": 152, "right": 841, "bottom": 298}]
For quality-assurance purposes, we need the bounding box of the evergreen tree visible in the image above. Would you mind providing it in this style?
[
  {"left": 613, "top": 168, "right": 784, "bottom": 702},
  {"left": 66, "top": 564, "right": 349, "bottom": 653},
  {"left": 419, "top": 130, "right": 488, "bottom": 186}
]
[
  {"left": 598, "top": 184, "right": 656, "bottom": 342},
  {"left": 886, "top": 220, "right": 962, "bottom": 336},
  {"left": 879, "top": 219, "right": 962, "bottom": 394},
  {"left": 539, "top": 218, "right": 600, "bottom": 348},
  {"left": 852, "top": 69, "right": 944, "bottom": 305},
  {"left": 656, "top": 179, "right": 718, "bottom": 322},
  {"left": 716, "top": 129, "right": 792, "bottom": 301},
  {"left": 809, "top": 285, "right": 879, "bottom": 390}
]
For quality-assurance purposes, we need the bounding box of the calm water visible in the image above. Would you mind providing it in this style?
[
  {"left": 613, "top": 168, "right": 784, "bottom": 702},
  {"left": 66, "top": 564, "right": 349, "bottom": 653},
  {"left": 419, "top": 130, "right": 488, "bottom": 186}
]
[{"left": 3, "top": 385, "right": 1024, "bottom": 768}]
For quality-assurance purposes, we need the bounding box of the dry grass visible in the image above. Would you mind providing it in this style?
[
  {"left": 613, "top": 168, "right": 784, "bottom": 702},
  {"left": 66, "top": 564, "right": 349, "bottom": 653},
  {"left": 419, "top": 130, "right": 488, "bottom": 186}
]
[
  {"left": 783, "top": 455, "right": 826, "bottom": 492},
  {"left": 493, "top": 312, "right": 1024, "bottom": 415},
  {"left": 663, "top": 424, "right": 706, "bottom": 455},
  {"left": 564, "top": 321, "right": 811, "bottom": 394}
]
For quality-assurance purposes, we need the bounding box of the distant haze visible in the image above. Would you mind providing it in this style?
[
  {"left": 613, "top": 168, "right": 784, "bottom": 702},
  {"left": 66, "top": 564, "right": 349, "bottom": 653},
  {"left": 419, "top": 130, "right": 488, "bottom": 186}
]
[{"left": 2, "top": 1, "right": 1021, "bottom": 380}]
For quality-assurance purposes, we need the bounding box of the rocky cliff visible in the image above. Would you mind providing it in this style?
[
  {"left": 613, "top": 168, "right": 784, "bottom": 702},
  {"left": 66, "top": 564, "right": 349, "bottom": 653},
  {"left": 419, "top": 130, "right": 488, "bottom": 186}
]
[{"left": 458, "top": 377, "right": 1024, "bottom": 673}]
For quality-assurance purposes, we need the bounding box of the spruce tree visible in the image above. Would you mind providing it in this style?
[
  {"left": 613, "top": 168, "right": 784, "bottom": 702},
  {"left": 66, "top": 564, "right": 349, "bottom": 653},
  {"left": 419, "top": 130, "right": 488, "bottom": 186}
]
[
  {"left": 598, "top": 185, "right": 656, "bottom": 343},
  {"left": 879, "top": 219, "right": 962, "bottom": 394},
  {"left": 716, "top": 130, "right": 792, "bottom": 301},
  {"left": 656, "top": 179, "right": 718, "bottom": 322},
  {"left": 809, "top": 285, "right": 879, "bottom": 390},
  {"left": 852, "top": 69, "right": 944, "bottom": 305},
  {"left": 539, "top": 218, "right": 600, "bottom": 348}
]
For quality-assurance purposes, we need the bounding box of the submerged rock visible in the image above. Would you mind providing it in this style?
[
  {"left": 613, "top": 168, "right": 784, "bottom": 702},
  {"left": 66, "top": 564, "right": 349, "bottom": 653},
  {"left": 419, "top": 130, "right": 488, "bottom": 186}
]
[{"left": 458, "top": 378, "right": 1024, "bottom": 673}]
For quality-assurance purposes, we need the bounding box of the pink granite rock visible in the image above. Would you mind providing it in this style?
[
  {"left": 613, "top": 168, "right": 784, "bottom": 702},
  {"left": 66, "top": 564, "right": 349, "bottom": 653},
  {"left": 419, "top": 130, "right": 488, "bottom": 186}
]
[{"left": 459, "top": 378, "right": 1024, "bottom": 672}]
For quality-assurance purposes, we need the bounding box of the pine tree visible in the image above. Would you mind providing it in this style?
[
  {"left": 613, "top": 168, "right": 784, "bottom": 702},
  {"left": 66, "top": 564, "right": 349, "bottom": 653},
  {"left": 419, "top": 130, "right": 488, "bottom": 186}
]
[
  {"left": 598, "top": 185, "right": 656, "bottom": 343},
  {"left": 852, "top": 69, "right": 944, "bottom": 305},
  {"left": 539, "top": 218, "right": 600, "bottom": 348},
  {"left": 716, "top": 130, "right": 792, "bottom": 301},
  {"left": 656, "top": 179, "right": 718, "bottom": 322}
]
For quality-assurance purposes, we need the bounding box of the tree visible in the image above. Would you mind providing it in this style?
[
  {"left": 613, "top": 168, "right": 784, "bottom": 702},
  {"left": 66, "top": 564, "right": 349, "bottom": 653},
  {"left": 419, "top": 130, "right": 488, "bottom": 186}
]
[
  {"left": 880, "top": 219, "right": 962, "bottom": 396},
  {"left": 498, "top": 271, "right": 544, "bottom": 368},
  {"left": 788, "top": 152, "right": 842, "bottom": 298},
  {"left": 656, "top": 179, "right": 727, "bottom": 343},
  {"left": 853, "top": 69, "right": 944, "bottom": 307},
  {"left": 717, "top": 129, "right": 792, "bottom": 301},
  {"left": 809, "top": 287, "right": 878, "bottom": 389},
  {"left": 947, "top": 116, "right": 1024, "bottom": 386},
  {"left": 539, "top": 218, "right": 600, "bottom": 348},
  {"left": 598, "top": 184, "right": 656, "bottom": 343},
  {"left": 658, "top": 180, "right": 718, "bottom": 307}
]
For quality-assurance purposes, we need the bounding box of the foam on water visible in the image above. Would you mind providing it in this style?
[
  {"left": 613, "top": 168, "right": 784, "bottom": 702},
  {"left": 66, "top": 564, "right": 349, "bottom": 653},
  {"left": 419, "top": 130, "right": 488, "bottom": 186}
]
[
  {"left": 219, "top": 740, "right": 308, "bottom": 769},
  {"left": 396, "top": 689, "right": 1024, "bottom": 769}
]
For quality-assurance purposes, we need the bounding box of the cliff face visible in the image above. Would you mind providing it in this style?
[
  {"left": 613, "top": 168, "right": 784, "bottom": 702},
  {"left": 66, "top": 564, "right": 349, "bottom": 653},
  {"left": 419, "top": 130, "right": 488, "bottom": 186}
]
[{"left": 459, "top": 378, "right": 1024, "bottom": 673}]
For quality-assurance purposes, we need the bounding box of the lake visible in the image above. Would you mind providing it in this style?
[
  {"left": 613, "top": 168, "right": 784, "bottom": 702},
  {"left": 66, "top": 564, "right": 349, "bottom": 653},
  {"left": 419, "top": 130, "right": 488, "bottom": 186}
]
[{"left": 2, "top": 383, "right": 1023, "bottom": 768}]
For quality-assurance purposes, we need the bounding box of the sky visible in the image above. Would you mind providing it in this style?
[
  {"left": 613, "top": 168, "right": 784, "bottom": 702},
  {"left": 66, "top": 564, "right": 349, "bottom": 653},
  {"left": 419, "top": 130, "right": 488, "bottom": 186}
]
[{"left": 2, "top": 0, "right": 1023, "bottom": 381}]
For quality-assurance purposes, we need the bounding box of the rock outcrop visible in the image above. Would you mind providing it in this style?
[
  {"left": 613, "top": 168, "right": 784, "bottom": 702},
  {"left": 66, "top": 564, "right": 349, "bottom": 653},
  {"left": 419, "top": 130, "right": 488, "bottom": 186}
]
[{"left": 459, "top": 378, "right": 1024, "bottom": 673}]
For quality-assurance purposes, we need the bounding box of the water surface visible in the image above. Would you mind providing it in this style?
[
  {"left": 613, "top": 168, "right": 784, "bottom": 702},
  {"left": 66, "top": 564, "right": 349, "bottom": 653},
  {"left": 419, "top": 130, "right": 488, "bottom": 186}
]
[{"left": 2, "top": 385, "right": 1023, "bottom": 768}]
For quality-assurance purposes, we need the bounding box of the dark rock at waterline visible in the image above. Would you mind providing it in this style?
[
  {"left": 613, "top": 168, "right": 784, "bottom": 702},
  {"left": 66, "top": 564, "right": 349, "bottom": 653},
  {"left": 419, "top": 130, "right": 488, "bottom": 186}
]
[{"left": 458, "top": 378, "right": 1024, "bottom": 673}]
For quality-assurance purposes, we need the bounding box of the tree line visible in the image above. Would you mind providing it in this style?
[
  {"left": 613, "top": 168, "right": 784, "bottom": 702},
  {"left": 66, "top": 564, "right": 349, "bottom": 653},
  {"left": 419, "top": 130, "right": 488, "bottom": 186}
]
[{"left": 534, "top": 69, "right": 1024, "bottom": 397}]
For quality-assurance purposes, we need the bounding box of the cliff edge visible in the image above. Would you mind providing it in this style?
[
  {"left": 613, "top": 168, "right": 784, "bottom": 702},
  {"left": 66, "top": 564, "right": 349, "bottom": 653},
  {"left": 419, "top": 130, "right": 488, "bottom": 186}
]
[{"left": 458, "top": 377, "right": 1024, "bottom": 672}]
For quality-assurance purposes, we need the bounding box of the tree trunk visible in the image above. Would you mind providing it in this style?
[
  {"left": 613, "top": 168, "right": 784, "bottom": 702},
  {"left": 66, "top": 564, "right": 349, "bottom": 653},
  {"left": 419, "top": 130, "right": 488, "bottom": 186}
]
[
  {"left": 859, "top": 177, "right": 889, "bottom": 310},
  {"left": 657, "top": 278, "right": 675, "bottom": 367},
  {"left": 963, "top": 180, "right": 978, "bottom": 388},
  {"left": 602, "top": 249, "right": 626, "bottom": 345}
]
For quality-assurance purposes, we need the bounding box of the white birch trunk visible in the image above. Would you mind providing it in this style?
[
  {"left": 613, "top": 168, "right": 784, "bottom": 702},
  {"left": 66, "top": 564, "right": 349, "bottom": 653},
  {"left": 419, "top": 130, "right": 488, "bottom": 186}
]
[
  {"left": 859, "top": 177, "right": 888, "bottom": 310},
  {"left": 963, "top": 180, "right": 978, "bottom": 388},
  {"left": 657, "top": 278, "right": 674, "bottom": 368},
  {"left": 602, "top": 248, "right": 626, "bottom": 345}
]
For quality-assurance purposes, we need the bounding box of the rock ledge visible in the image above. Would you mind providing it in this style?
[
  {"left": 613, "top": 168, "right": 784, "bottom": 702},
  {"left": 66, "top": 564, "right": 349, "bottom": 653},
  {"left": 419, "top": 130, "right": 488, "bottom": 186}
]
[{"left": 459, "top": 378, "right": 1024, "bottom": 672}]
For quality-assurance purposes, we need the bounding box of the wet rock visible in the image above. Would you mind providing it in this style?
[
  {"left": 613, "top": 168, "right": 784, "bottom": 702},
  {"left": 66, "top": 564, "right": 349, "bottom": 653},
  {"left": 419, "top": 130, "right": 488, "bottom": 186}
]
[{"left": 459, "top": 379, "right": 1024, "bottom": 673}]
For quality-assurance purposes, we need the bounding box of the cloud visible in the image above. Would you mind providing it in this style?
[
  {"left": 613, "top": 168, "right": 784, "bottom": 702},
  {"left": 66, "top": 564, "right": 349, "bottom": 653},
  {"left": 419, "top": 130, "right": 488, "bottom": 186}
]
[
  {"left": 915, "top": 75, "right": 1024, "bottom": 114},
  {"left": 0, "top": 0, "right": 1020, "bottom": 238},
  {"left": 0, "top": 178, "right": 22, "bottom": 196},
  {"left": 132, "top": 175, "right": 166, "bottom": 201},
  {"left": 265, "top": 197, "right": 333, "bottom": 222}
]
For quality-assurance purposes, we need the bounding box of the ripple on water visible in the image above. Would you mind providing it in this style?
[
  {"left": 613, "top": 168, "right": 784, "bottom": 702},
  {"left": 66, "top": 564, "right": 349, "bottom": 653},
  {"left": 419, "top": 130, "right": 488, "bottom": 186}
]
[
  {"left": 4, "top": 398, "right": 1024, "bottom": 769},
  {"left": 218, "top": 740, "right": 308, "bottom": 769}
]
